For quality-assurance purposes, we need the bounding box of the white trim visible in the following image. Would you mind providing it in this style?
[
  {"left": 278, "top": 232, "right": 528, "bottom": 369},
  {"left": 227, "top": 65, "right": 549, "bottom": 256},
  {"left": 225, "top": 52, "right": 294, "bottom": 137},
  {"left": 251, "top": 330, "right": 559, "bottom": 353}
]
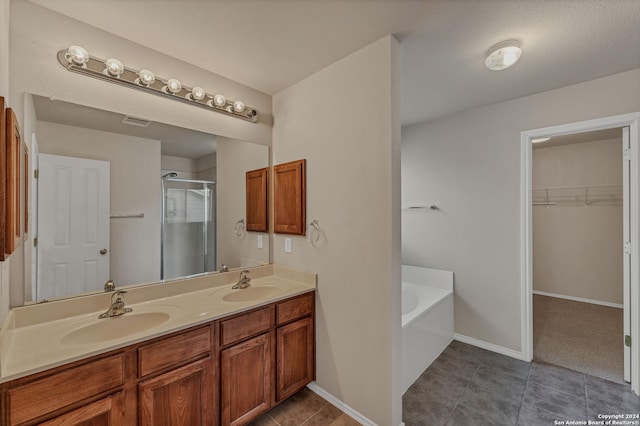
[
  {"left": 306, "top": 382, "right": 378, "bottom": 426},
  {"left": 533, "top": 290, "right": 623, "bottom": 309},
  {"left": 453, "top": 333, "right": 527, "bottom": 361},
  {"left": 521, "top": 112, "right": 640, "bottom": 395}
]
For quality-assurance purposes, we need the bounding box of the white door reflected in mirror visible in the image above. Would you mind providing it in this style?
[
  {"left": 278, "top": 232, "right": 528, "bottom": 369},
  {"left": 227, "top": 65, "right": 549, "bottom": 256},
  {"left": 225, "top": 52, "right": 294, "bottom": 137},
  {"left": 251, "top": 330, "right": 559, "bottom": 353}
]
[{"left": 37, "top": 154, "right": 110, "bottom": 300}]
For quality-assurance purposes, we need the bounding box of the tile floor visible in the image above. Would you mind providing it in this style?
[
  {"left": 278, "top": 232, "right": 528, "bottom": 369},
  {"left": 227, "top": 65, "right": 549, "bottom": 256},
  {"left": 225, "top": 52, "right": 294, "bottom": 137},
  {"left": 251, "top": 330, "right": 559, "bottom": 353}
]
[
  {"left": 403, "top": 341, "right": 640, "bottom": 425},
  {"left": 250, "top": 388, "right": 361, "bottom": 426}
]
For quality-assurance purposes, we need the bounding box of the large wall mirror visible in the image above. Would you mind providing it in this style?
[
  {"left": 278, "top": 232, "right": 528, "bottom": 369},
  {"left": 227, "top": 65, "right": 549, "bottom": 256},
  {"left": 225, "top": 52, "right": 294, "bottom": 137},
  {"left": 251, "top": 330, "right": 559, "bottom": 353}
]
[{"left": 24, "top": 94, "right": 270, "bottom": 304}]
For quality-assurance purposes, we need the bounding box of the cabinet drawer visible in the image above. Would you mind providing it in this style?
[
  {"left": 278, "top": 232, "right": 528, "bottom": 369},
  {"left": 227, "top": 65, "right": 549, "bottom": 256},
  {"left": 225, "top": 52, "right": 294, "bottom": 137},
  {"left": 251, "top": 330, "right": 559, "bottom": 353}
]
[
  {"left": 276, "top": 293, "right": 314, "bottom": 325},
  {"left": 7, "top": 354, "right": 124, "bottom": 426},
  {"left": 139, "top": 326, "right": 211, "bottom": 378},
  {"left": 220, "top": 307, "right": 271, "bottom": 347}
]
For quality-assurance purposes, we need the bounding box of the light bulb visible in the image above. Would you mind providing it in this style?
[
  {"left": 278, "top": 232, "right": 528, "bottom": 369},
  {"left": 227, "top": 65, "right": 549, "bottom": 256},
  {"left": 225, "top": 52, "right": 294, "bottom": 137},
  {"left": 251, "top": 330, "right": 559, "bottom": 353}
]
[
  {"left": 166, "top": 78, "right": 182, "bottom": 94},
  {"left": 233, "top": 100, "right": 245, "bottom": 113},
  {"left": 485, "top": 40, "right": 522, "bottom": 71},
  {"left": 104, "top": 58, "right": 124, "bottom": 77},
  {"left": 213, "top": 94, "right": 226, "bottom": 107},
  {"left": 138, "top": 69, "right": 156, "bottom": 86},
  {"left": 65, "top": 45, "right": 90, "bottom": 66},
  {"left": 191, "top": 86, "right": 206, "bottom": 101}
]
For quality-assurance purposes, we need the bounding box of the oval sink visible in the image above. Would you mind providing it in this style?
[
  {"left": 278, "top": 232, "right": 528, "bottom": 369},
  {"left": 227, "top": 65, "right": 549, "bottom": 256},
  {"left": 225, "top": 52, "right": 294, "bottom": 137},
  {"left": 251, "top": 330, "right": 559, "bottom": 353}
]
[
  {"left": 222, "top": 286, "right": 283, "bottom": 302},
  {"left": 61, "top": 312, "right": 171, "bottom": 346}
]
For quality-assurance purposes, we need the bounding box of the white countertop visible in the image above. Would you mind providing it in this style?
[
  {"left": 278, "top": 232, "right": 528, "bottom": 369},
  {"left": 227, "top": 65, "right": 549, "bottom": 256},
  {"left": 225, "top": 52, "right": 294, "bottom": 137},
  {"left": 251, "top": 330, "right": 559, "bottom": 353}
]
[{"left": 0, "top": 265, "right": 316, "bottom": 383}]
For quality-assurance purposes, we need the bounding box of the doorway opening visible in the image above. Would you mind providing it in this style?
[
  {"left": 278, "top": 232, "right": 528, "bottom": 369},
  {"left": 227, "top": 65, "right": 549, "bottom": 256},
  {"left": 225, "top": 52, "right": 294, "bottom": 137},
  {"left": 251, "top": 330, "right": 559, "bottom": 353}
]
[
  {"left": 521, "top": 112, "right": 640, "bottom": 394},
  {"left": 531, "top": 128, "right": 626, "bottom": 382}
]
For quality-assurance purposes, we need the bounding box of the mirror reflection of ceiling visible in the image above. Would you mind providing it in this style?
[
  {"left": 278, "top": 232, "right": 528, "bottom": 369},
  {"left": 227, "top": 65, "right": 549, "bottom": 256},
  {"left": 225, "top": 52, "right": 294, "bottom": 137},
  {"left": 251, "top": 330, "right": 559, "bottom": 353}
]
[
  {"left": 32, "top": 95, "right": 216, "bottom": 159},
  {"left": 30, "top": 1, "right": 640, "bottom": 126},
  {"left": 533, "top": 128, "right": 622, "bottom": 149}
]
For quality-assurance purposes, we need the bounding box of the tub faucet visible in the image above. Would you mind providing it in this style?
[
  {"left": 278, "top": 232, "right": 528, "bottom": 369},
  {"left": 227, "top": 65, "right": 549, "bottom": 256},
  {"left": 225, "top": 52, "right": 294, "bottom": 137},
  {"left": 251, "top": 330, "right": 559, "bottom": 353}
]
[
  {"left": 99, "top": 290, "right": 133, "bottom": 319},
  {"left": 232, "top": 270, "right": 251, "bottom": 289}
]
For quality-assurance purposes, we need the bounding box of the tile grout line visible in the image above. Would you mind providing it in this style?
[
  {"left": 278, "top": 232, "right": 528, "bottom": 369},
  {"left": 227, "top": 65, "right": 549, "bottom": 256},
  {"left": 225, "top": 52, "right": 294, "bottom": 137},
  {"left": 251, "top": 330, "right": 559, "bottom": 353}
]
[
  {"left": 446, "top": 362, "right": 481, "bottom": 423},
  {"left": 583, "top": 372, "right": 589, "bottom": 419},
  {"left": 267, "top": 413, "right": 282, "bottom": 426},
  {"left": 298, "top": 405, "right": 328, "bottom": 426},
  {"left": 515, "top": 363, "right": 534, "bottom": 425}
]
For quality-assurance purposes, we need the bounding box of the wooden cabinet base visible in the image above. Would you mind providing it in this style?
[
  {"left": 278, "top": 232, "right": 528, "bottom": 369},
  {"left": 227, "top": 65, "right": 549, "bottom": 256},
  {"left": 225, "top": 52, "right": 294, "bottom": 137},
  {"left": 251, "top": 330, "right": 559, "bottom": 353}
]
[
  {"left": 221, "top": 333, "right": 273, "bottom": 426},
  {"left": 139, "top": 358, "right": 213, "bottom": 426},
  {"left": 38, "top": 392, "right": 125, "bottom": 426},
  {"left": 1, "top": 292, "right": 315, "bottom": 426}
]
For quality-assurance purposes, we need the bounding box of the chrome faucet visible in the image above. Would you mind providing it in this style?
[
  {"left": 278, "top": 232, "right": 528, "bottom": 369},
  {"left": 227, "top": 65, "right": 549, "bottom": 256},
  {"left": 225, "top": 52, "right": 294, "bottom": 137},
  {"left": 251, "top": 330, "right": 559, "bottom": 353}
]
[
  {"left": 104, "top": 279, "right": 115, "bottom": 292},
  {"left": 232, "top": 270, "right": 251, "bottom": 289},
  {"left": 220, "top": 264, "right": 229, "bottom": 273},
  {"left": 99, "top": 290, "right": 133, "bottom": 319}
]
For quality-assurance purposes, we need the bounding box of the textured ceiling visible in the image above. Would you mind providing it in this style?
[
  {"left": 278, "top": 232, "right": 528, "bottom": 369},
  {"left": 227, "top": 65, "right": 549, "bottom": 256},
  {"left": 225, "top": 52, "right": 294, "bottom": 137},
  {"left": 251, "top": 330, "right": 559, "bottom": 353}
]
[{"left": 29, "top": 0, "right": 640, "bottom": 126}]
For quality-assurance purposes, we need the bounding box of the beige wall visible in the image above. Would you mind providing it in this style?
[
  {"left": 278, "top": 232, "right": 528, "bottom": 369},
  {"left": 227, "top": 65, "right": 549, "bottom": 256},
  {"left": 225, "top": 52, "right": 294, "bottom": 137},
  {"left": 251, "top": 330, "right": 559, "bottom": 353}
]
[
  {"left": 216, "top": 137, "right": 269, "bottom": 270},
  {"left": 37, "top": 121, "right": 161, "bottom": 290},
  {"left": 161, "top": 155, "right": 198, "bottom": 180},
  {"left": 533, "top": 138, "right": 623, "bottom": 304},
  {"left": 9, "top": 1, "right": 272, "bottom": 146},
  {"left": 272, "top": 36, "right": 402, "bottom": 426},
  {"left": 402, "top": 68, "right": 640, "bottom": 352},
  {"left": 0, "top": 0, "right": 10, "bottom": 324}
]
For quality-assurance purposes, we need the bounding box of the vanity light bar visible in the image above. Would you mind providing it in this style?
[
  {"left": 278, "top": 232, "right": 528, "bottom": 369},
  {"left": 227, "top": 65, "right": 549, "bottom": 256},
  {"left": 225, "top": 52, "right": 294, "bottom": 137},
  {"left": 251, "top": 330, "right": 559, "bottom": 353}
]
[{"left": 57, "top": 46, "right": 258, "bottom": 123}]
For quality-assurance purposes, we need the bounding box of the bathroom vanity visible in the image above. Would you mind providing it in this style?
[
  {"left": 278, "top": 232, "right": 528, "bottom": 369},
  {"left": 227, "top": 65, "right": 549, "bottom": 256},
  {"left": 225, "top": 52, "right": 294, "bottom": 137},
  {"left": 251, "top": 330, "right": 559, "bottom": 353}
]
[{"left": 0, "top": 266, "right": 316, "bottom": 426}]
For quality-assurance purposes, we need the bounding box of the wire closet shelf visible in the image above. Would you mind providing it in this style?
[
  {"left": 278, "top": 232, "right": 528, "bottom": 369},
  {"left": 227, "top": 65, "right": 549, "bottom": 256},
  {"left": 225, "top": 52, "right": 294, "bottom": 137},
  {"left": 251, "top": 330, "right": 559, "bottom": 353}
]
[{"left": 532, "top": 184, "right": 623, "bottom": 206}]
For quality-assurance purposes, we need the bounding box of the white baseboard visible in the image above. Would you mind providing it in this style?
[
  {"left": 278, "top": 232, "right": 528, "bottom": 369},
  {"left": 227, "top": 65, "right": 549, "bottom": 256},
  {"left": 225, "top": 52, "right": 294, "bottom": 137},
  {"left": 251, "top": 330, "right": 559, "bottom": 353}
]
[
  {"left": 454, "top": 333, "right": 528, "bottom": 361},
  {"left": 307, "top": 382, "right": 377, "bottom": 426},
  {"left": 533, "top": 290, "right": 623, "bottom": 309}
]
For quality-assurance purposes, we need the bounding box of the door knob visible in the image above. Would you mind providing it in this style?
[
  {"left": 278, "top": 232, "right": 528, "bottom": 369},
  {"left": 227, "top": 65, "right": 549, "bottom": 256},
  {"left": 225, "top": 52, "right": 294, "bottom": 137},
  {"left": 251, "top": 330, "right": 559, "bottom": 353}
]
[{"left": 100, "top": 248, "right": 108, "bottom": 255}]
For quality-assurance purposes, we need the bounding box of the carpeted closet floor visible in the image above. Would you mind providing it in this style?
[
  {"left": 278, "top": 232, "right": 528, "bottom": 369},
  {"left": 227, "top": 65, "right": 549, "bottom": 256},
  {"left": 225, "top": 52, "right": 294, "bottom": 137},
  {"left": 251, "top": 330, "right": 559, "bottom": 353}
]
[{"left": 533, "top": 294, "right": 624, "bottom": 383}]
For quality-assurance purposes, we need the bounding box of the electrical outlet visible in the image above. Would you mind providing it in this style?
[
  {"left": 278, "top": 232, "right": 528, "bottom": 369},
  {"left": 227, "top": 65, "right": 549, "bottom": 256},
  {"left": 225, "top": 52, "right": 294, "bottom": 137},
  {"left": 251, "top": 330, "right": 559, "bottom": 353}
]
[
  {"left": 285, "top": 237, "right": 292, "bottom": 253},
  {"left": 257, "top": 235, "right": 263, "bottom": 249}
]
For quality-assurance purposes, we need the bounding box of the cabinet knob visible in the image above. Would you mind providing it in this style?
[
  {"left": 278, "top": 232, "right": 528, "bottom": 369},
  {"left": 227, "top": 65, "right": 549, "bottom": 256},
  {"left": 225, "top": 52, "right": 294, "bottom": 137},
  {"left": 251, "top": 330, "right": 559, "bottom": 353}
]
[{"left": 100, "top": 248, "right": 108, "bottom": 255}]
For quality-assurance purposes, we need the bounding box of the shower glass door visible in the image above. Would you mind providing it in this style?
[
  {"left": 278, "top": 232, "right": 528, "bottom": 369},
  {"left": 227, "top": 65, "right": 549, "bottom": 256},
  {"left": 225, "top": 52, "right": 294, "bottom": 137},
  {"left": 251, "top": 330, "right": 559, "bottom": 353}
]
[{"left": 162, "top": 178, "right": 216, "bottom": 280}]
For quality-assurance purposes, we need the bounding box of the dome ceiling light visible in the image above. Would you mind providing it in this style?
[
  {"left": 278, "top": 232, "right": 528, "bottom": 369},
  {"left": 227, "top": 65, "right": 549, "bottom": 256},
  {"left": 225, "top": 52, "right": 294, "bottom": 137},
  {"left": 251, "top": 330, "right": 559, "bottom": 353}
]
[{"left": 485, "top": 40, "right": 522, "bottom": 71}]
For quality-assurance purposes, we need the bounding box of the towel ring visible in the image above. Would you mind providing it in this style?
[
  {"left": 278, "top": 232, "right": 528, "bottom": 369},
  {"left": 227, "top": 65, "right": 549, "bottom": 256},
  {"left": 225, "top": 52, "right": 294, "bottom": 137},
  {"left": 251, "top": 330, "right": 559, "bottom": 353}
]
[
  {"left": 306, "top": 220, "right": 320, "bottom": 244},
  {"left": 234, "top": 219, "right": 245, "bottom": 236}
]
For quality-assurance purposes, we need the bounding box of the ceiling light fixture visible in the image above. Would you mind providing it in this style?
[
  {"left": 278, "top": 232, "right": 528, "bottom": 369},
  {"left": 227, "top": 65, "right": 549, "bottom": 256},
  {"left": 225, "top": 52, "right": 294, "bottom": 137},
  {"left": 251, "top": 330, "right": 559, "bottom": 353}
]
[
  {"left": 485, "top": 40, "right": 522, "bottom": 71},
  {"left": 57, "top": 45, "right": 258, "bottom": 123}
]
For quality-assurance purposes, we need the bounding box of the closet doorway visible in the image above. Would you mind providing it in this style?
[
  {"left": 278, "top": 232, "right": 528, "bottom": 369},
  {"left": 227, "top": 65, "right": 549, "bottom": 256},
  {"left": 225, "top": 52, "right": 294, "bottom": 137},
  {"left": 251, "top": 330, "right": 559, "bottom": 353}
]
[
  {"left": 531, "top": 128, "right": 626, "bottom": 382},
  {"left": 521, "top": 112, "right": 640, "bottom": 394}
]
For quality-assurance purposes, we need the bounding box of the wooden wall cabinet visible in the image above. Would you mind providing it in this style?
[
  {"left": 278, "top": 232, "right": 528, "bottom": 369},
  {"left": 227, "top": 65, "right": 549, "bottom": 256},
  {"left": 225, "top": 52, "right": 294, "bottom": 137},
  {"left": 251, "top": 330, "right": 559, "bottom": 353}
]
[
  {"left": 246, "top": 167, "right": 268, "bottom": 232},
  {"left": 1, "top": 292, "right": 315, "bottom": 426},
  {"left": 273, "top": 159, "right": 306, "bottom": 235}
]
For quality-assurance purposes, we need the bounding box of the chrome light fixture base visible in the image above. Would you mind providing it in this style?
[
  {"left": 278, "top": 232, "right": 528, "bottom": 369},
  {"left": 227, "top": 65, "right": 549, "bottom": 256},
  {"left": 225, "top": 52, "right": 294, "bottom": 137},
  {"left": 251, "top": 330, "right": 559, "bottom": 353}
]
[{"left": 57, "top": 48, "right": 258, "bottom": 123}]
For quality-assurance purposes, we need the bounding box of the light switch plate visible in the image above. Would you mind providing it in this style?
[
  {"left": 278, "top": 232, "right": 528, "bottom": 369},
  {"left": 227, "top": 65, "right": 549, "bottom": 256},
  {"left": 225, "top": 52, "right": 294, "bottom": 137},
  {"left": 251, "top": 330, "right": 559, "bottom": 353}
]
[
  {"left": 285, "top": 237, "right": 292, "bottom": 253},
  {"left": 257, "top": 235, "right": 263, "bottom": 249}
]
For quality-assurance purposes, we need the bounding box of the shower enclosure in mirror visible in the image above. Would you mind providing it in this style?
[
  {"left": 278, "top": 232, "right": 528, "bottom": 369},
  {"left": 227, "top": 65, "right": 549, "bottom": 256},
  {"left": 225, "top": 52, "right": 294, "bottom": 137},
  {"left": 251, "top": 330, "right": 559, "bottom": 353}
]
[{"left": 161, "top": 176, "right": 216, "bottom": 280}]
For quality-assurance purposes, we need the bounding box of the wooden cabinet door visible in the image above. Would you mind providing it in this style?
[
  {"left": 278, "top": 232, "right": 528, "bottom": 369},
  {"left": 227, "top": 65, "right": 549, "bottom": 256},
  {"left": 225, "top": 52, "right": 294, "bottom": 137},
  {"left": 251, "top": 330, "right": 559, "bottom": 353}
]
[
  {"left": 139, "top": 358, "right": 213, "bottom": 426},
  {"left": 38, "top": 392, "right": 124, "bottom": 426},
  {"left": 246, "top": 167, "right": 268, "bottom": 232},
  {"left": 220, "top": 333, "right": 272, "bottom": 426},
  {"left": 273, "top": 159, "right": 306, "bottom": 235},
  {"left": 276, "top": 316, "right": 314, "bottom": 402}
]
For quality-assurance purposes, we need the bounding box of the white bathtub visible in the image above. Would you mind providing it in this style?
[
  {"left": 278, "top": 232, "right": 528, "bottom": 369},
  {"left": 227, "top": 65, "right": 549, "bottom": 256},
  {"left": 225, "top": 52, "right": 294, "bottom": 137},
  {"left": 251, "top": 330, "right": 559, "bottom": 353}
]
[{"left": 402, "top": 265, "right": 454, "bottom": 394}]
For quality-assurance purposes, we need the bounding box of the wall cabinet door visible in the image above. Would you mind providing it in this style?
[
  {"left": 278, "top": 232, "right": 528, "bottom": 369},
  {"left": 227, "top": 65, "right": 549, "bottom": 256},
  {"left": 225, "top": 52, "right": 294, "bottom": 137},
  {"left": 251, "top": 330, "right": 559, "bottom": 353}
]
[
  {"left": 38, "top": 392, "right": 124, "bottom": 426},
  {"left": 273, "top": 159, "right": 306, "bottom": 235},
  {"left": 139, "top": 358, "right": 213, "bottom": 426},
  {"left": 220, "top": 333, "right": 272, "bottom": 426},
  {"left": 276, "top": 316, "right": 314, "bottom": 402}
]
